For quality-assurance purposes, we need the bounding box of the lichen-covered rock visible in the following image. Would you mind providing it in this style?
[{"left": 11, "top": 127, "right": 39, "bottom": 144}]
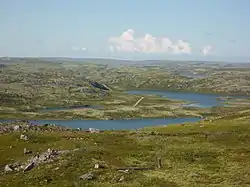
[
  {"left": 89, "top": 128, "right": 100, "bottom": 133},
  {"left": 20, "top": 134, "right": 29, "bottom": 141},
  {"left": 13, "top": 125, "right": 21, "bottom": 131},
  {"left": 5, "top": 148, "right": 80, "bottom": 173},
  {"left": 23, "top": 162, "right": 35, "bottom": 172},
  {"left": 4, "top": 165, "right": 13, "bottom": 172},
  {"left": 118, "top": 176, "right": 125, "bottom": 182},
  {"left": 79, "top": 172, "right": 95, "bottom": 180},
  {"left": 94, "top": 163, "right": 105, "bottom": 169},
  {"left": 24, "top": 148, "right": 32, "bottom": 154}
]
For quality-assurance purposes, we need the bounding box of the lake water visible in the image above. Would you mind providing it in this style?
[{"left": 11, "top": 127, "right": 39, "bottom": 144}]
[
  {"left": 0, "top": 117, "right": 200, "bottom": 130},
  {"left": 127, "top": 90, "right": 241, "bottom": 108},
  {"left": 40, "top": 90, "right": 242, "bottom": 111},
  {"left": 1, "top": 90, "right": 244, "bottom": 130}
]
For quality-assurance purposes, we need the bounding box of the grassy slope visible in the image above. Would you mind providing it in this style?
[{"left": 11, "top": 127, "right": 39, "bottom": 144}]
[
  {"left": 90, "top": 65, "right": 250, "bottom": 96},
  {"left": 0, "top": 115, "right": 250, "bottom": 187}
]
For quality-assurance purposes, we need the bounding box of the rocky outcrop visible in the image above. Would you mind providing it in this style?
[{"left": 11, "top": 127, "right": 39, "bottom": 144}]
[
  {"left": 24, "top": 148, "right": 32, "bottom": 155},
  {"left": 20, "top": 134, "right": 29, "bottom": 141},
  {"left": 79, "top": 172, "right": 95, "bottom": 180},
  {"left": 4, "top": 165, "right": 13, "bottom": 173},
  {"left": 88, "top": 128, "right": 100, "bottom": 133},
  {"left": 4, "top": 148, "right": 79, "bottom": 173},
  {"left": 13, "top": 125, "right": 21, "bottom": 131},
  {"left": 0, "top": 121, "right": 71, "bottom": 134},
  {"left": 89, "top": 81, "right": 111, "bottom": 91}
]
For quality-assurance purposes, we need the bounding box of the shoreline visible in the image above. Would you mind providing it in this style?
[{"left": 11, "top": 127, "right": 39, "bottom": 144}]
[
  {"left": 0, "top": 117, "right": 202, "bottom": 131},
  {"left": 124, "top": 88, "right": 249, "bottom": 97}
]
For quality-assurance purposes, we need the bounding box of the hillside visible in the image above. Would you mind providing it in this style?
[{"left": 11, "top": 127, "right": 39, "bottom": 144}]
[{"left": 0, "top": 113, "right": 250, "bottom": 187}]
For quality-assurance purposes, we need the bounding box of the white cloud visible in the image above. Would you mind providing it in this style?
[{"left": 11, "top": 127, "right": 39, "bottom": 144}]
[
  {"left": 108, "top": 29, "right": 192, "bottom": 54},
  {"left": 201, "top": 45, "right": 212, "bottom": 56}
]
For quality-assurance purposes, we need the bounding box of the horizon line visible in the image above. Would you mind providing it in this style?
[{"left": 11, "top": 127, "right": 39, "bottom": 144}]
[{"left": 0, "top": 56, "right": 250, "bottom": 64}]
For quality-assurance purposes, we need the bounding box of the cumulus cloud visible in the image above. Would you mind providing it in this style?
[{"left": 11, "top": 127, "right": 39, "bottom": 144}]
[
  {"left": 108, "top": 29, "right": 192, "bottom": 54},
  {"left": 201, "top": 45, "right": 212, "bottom": 56}
]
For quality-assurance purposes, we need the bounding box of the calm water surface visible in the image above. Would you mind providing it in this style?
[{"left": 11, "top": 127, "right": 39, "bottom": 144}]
[
  {"left": 0, "top": 118, "right": 200, "bottom": 130},
  {"left": 127, "top": 90, "right": 243, "bottom": 108},
  {"left": 2, "top": 90, "right": 244, "bottom": 130}
]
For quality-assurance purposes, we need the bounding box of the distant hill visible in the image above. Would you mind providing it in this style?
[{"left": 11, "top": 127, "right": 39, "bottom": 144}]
[{"left": 1, "top": 57, "right": 250, "bottom": 68}]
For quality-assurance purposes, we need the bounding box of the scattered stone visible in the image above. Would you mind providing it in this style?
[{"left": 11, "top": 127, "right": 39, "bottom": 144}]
[
  {"left": 0, "top": 121, "right": 72, "bottom": 135},
  {"left": 47, "top": 148, "right": 53, "bottom": 154},
  {"left": 23, "top": 162, "right": 35, "bottom": 172},
  {"left": 20, "top": 134, "right": 29, "bottom": 141},
  {"left": 118, "top": 176, "right": 125, "bottom": 182},
  {"left": 58, "top": 149, "right": 71, "bottom": 154},
  {"left": 190, "top": 172, "right": 200, "bottom": 178},
  {"left": 118, "top": 169, "right": 129, "bottom": 173},
  {"left": 13, "top": 125, "right": 21, "bottom": 131},
  {"left": 157, "top": 158, "right": 162, "bottom": 169},
  {"left": 53, "top": 167, "right": 60, "bottom": 171},
  {"left": 79, "top": 172, "right": 95, "bottom": 180},
  {"left": 24, "top": 148, "right": 32, "bottom": 154},
  {"left": 4, "top": 165, "right": 13, "bottom": 172},
  {"left": 5, "top": 148, "right": 79, "bottom": 173},
  {"left": 44, "top": 178, "right": 53, "bottom": 184},
  {"left": 12, "top": 163, "right": 21, "bottom": 171},
  {"left": 37, "top": 148, "right": 56, "bottom": 162},
  {"left": 89, "top": 128, "right": 100, "bottom": 133},
  {"left": 94, "top": 163, "right": 100, "bottom": 169},
  {"left": 94, "top": 163, "right": 105, "bottom": 169},
  {"left": 9, "top": 145, "right": 13, "bottom": 148}
]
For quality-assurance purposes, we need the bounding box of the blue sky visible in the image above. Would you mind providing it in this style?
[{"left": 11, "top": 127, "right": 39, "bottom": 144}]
[{"left": 0, "top": 0, "right": 250, "bottom": 61}]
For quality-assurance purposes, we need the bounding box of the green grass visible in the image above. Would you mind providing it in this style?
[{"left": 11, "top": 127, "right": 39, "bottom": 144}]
[
  {"left": 1, "top": 115, "right": 250, "bottom": 187},
  {"left": 1, "top": 90, "right": 204, "bottom": 120},
  {"left": 1, "top": 60, "right": 250, "bottom": 120},
  {"left": 1, "top": 58, "right": 250, "bottom": 186}
]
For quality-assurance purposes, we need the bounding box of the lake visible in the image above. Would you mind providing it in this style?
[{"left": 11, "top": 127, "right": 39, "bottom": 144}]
[
  {"left": 0, "top": 117, "right": 200, "bottom": 130},
  {"left": 127, "top": 90, "right": 242, "bottom": 108},
  {"left": 40, "top": 90, "right": 242, "bottom": 111},
  {"left": 1, "top": 90, "right": 244, "bottom": 130}
]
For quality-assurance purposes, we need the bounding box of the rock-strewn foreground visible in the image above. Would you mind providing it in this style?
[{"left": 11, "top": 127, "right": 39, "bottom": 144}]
[{"left": 0, "top": 114, "right": 250, "bottom": 187}]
